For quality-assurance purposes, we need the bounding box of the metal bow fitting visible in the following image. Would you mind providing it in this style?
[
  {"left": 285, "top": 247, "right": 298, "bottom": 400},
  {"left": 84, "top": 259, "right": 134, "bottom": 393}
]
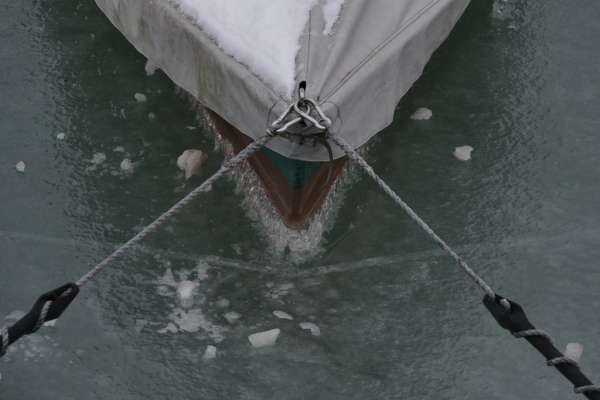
[{"left": 270, "top": 96, "right": 335, "bottom": 189}]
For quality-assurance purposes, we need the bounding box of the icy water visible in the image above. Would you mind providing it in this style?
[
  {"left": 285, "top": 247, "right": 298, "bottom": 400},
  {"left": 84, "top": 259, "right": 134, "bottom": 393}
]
[{"left": 1, "top": 1, "right": 600, "bottom": 399}]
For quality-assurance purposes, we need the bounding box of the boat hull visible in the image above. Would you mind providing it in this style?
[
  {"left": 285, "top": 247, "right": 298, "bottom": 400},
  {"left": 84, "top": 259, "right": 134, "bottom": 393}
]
[{"left": 202, "top": 106, "right": 349, "bottom": 230}]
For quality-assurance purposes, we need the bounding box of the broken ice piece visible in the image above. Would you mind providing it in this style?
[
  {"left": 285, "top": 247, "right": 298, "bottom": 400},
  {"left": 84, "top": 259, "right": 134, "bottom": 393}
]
[
  {"left": 57, "top": 133, "right": 66, "bottom": 140},
  {"left": 453, "top": 146, "right": 473, "bottom": 161},
  {"left": 145, "top": 59, "right": 158, "bottom": 75},
  {"left": 91, "top": 153, "right": 106, "bottom": 164},
  {"left": 157, "top": 322, "right": 178, "bottom": 333},
  {"left": 299, "top": 322, "right": 321, "bottom": 336},
  {"left": 216, "top": 299, "right": 230, "bottom": 309},
  {"left": 273, "top": 311, "right": 294, "bottom": 320},
  {"left": 15, "top": 161, "right": 25, "bottom": 172},
  {"left": 177, "top": 149, "right": 208, "bottom": 179},
  {"left": 120, "top": 158, "right": 134, "bottom": 173},
  {"left": 148, "top": 112, "right": 155, "bottom": 119},
  {"left": 223, "top": 312, "right": 241, "bottom": 324},
  {"left": 134, "top": 93, "right": 147, "bottom": 102},
  {"left": 248, "top": 329, "right": 280, "bottom": 347},
  {"left": 565, "top": 343, "right": 584, "bottom": 363},
  {"left": 203, "top": 345, "right": 217, "bottom": 360},
  {"left": 410, "top": 107, "right": 432, "bottom": 120},
  {"left": 43, "top": 319, "right": 57, "bottom": 327},
  {"left": 177, "top": 280, "right": 196, "bottom": 308}
]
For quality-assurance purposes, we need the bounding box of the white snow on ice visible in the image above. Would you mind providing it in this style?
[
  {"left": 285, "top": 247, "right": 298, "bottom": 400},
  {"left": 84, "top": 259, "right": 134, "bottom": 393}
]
[
  {"left": 299, "top": 322, "right": 321, "bottom": 336},
  {"left": 453, "top": 146, "right": 473, "bottom": 161},
  {"left": 248, "top": 329, "right": 280, "bottom": 347},
  {"left": 203, "top": 345, "right": 217, "bottom": 359},
  {"left": 273, "top": 310, "right": 294, "bottom": 320},
  {"left": 172, "top": 0, "right": 345, "bottom": 98},
  {"left": 410, "top": 108, "right": 432, "bottom": 120}
]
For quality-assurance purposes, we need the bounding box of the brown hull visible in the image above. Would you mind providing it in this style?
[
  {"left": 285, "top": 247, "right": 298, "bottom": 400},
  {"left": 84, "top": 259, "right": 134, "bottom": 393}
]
[{"left": 202, "top": 107, "right": 348, "bottom": 230}]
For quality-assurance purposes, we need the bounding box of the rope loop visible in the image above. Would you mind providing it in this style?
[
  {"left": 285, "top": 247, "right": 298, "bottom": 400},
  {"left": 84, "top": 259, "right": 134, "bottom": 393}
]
[
  {"left": 512, "top": 329, "right": 555, "bottom": 346},
  {"left": 547, "top": 357, "right": 581, "bottom": 370},
  {"left": 575, "top": 386, "right": 600, "bottom": 394}
]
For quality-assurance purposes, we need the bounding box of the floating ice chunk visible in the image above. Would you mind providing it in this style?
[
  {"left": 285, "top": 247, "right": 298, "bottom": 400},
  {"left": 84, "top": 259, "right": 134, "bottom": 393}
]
[
  {"left": 248, "top": 329, "right": 280, "bottom": 347},
  {"left": 91, "top": 153, "right": 106, "bottom": 164},
  {"left": 187, "top": 126, "right": 196, "bottom": 130},
  {"left": 223, "top": 312, "right": 241, "bottom": 324},
  {"left": 43, "top": 319, "right": 57, "bottom": 327},
  {"left": 177, "top": 280, "right": 197, "bottom": 308},
  {"left": 158, "top": 322, "right": 178, "bottom": 333},
  {"left": 453, "top": 146, "right": 473, "bottom": 161},
  {"left": 120, "top": 158, "right": 134, "bottom": 173},
  {"left": 113, "top": 146, "right": 125, "bottom": 152},
  {"left": 56, "top": 133, "right": 66, "bottom": 140},
  {"left": 203, "top": 345, "right": 217, "bottom": 360},
  {"left": 158, "top": 268, "right": 178, "bottom": 287},
  {"left": 134, "top": 93, "right": 147, "bottom": 102},
  {"left": 177, "top": 149, "right": 208, "bottom": 179},
  {"left": 5, "top": 311, "right": 26, "bottom": 320},
  {"left": 148, "top": 112, "right": 155, "bottom": 119},
  {"left": 565, "top": 343, "right": 584, "bottom": 363},
  {"left": 410, "top": 108, "right": 432, "bottom": 120},
  {"left": 273, "top": 311, "right": 294, "bottom": 320},
  {"left": 15, "top": 161, "right": 25, "bottom": 172},
  {"left": 145, "top": 59, "right": 158, "bottom": 75},
  {"left": 299, "top": 322, "right": 321, "bottom": 336},
  {"left": 216, "top": 299, "right": 230, "bottom": 309}
]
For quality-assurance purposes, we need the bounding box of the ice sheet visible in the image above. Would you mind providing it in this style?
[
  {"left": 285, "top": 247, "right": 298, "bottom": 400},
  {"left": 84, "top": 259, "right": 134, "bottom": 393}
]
[{"left": 172, "top": 0, "right": 345, "bottom": 98}]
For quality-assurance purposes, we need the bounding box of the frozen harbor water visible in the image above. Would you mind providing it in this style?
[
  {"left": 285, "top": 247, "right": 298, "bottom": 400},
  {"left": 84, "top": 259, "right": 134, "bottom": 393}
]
[{"left": 1, "top": 1, "right": 600, "bottom": 399}]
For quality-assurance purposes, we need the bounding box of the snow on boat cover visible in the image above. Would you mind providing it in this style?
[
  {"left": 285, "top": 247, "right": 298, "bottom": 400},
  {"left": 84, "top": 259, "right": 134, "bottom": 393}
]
[{"left": 95, "top": 0, "right": 470, "bottom": 161}]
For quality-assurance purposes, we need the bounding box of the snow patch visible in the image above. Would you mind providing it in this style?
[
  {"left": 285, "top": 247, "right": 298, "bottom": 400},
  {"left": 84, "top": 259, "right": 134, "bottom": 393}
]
[{"left": 172, "top": 0, "right": 345, "bottom": 99}]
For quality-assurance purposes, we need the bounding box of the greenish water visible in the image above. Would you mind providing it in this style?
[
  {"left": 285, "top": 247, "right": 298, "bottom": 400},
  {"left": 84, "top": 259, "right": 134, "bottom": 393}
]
[{"left": 1, "top": 0, "right": 600, "bottom": 399}]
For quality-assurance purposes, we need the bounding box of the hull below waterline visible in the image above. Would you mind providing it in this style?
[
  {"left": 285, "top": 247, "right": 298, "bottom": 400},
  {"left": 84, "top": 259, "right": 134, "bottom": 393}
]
[{"left": 202, "top": 106, "right": 349, "bottom": 230}]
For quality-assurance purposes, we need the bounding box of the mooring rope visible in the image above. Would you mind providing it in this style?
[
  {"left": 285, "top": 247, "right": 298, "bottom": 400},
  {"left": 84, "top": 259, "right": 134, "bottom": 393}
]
[
  {"left": 76, "top": 130, "right": 275, "bottom": 287},
  {"left": 327, "top": 129, "right": 600, "bottom": 399},
  {"left": 0, "top": 129, "right": 276, "bottom": 355},
  {"left": 327, "top": 130, "right": 498, "bottom": 301}
]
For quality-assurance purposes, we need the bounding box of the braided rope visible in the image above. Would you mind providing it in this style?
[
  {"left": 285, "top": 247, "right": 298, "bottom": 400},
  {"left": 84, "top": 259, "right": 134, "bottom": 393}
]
[
  {"left": 0, "top": 327, "right": 9, "bottom": 357},
  {"left": 75, "top": 131, "right": 275, "bottom": 287},
  {"left": 328, "top": 131, "right": 496, "bottom": 300},
  {"left": 31, "top": 300, "right": 52, "bottom": 333},
  {"left": 512, "top": 329, "right": 555, "bottom": 345},
  {"left": 575, "top": 386, "right": 600, "bottom": 394},
  {"left": 547, "top": 357, "right": 581, "bottom": 369}
]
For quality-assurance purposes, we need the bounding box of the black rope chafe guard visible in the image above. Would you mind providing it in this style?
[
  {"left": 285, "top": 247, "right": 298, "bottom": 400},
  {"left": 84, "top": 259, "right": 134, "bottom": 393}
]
[
  {"left": 1, "top": 283, "right": 79, "bottom": 357},
  {"left": 484, "top": 295, "right": 600, "bottom": 398}
]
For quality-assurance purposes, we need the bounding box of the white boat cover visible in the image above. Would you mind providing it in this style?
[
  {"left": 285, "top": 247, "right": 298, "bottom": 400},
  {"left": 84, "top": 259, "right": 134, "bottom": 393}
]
[{"left": 95, "top": 0, "right": 471, "bottom": 161}]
